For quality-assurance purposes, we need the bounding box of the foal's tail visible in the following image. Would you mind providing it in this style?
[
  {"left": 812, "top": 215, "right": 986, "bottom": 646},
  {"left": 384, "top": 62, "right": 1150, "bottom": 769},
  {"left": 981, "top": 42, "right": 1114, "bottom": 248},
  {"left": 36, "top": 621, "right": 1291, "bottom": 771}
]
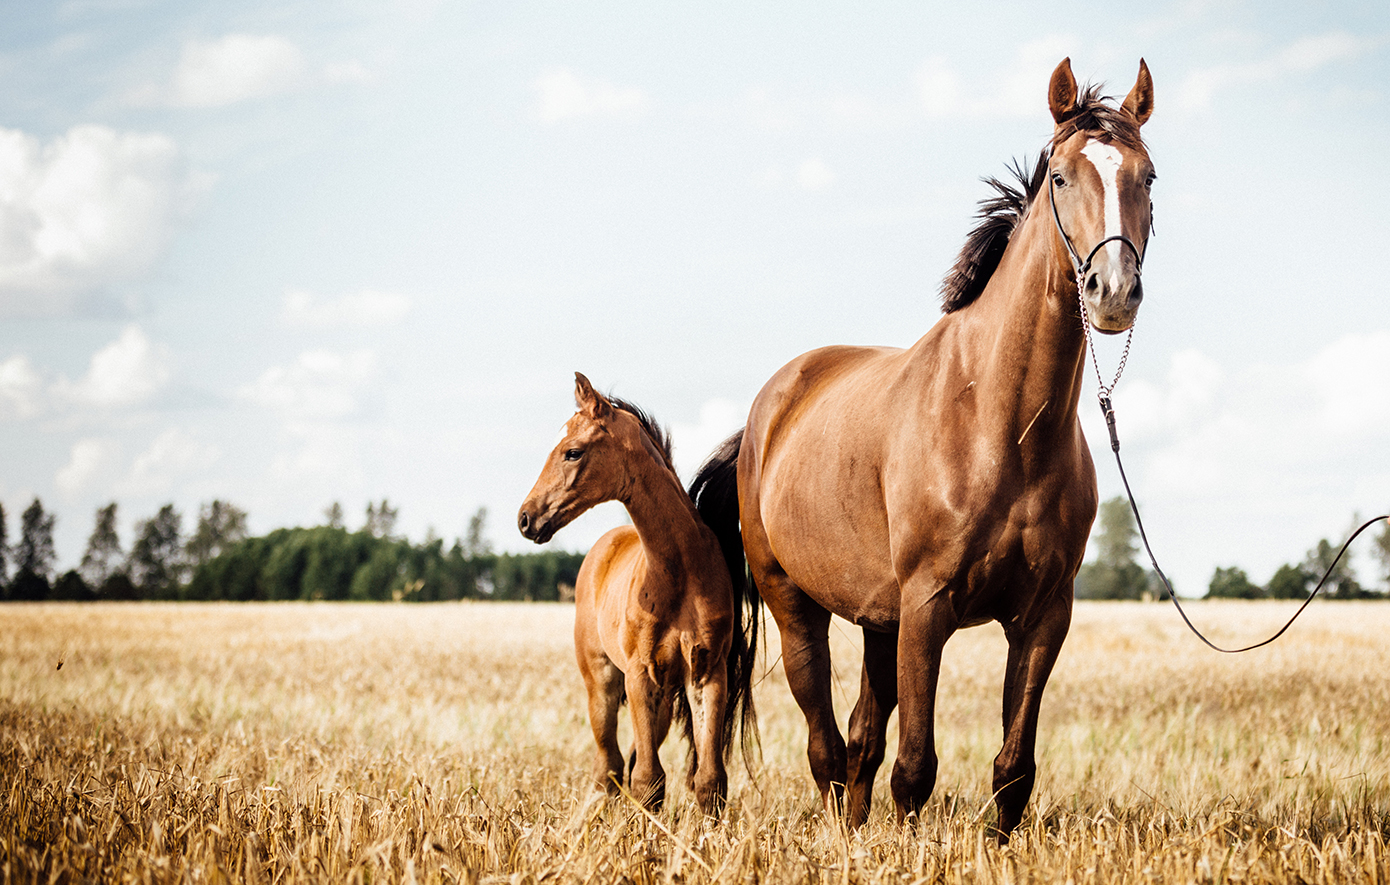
[{"left": 688, "top": 429, "right": 762, "bottom": 769}]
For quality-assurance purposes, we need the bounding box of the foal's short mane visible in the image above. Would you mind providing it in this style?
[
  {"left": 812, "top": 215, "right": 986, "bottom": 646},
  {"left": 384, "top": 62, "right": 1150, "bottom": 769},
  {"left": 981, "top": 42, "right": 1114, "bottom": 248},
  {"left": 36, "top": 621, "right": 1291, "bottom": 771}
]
[
  {"left": 939, "top": 84, "right": 1146, "bottom": 314},
  {"left": 608, "top": 396, "right": 678, "bottom": 475}
]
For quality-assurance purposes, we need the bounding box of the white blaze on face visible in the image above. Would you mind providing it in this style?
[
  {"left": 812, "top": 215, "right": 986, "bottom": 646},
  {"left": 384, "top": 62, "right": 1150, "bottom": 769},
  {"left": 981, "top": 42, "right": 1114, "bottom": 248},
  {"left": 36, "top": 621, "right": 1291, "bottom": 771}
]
[{"left": 1081, "top": 139, "right": 1124, "bottom": 288}]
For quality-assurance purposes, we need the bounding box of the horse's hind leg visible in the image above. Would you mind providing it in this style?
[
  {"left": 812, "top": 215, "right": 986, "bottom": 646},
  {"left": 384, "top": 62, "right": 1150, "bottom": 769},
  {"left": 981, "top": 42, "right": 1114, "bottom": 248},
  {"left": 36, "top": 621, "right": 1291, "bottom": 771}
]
[
  {"left": 762, "top": 580, "right": 845, "bottom": 815},
  {"left": 993, "top": 592, "right": 1072, "bottom": 841},
  {"left": 686, "top": 651, "right": 730, "bottom": 815},
  {"left": 846, "top": 627, "right": 898, "bottom": 827}
]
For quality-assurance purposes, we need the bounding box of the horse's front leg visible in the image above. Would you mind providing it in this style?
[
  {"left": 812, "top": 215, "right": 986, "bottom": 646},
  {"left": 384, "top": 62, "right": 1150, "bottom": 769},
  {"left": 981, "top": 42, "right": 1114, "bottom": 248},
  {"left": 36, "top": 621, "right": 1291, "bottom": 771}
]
[
  {"left": 846, "top": 627, "right": 898, "bottom": 827},
  {"left": 890, "top": 591, "right": 957, "bottom": 823},
  {"left": 993, "top": 589, "right": 1072, "bottom": 841},
  {"left": 624, "top": 664, "right": 670, "bottom": 809}
]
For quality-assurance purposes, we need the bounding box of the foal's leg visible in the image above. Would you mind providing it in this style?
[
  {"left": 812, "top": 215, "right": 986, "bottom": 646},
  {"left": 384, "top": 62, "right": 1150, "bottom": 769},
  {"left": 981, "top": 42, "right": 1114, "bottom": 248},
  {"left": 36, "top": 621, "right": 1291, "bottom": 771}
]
[
  {"left": 686, "top": 651, "right": 730, "bottom": 815},
  {"left": 890, "top": 591, "right": 958, "bottom": 823},
  {"left": 846, "top": 627, "right": 898, "bottom": 827},
  {"left": 579, "top": 650, "right": 626, "bottom": 794},
  {"left": 993, "top": 591, "right": 1072, "bottom": 841},
  {"left": 624, "top": 666, "right": 669, "bottom": 809}
]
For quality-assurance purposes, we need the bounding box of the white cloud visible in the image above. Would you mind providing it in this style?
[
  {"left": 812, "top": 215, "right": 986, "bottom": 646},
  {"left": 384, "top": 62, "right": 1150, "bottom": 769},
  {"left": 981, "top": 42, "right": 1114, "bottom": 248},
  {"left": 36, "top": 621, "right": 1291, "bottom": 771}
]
[
  {"left": 795, "top": 158, "right": 836, "bottom": 191},
  {"left": 914, "top": 37, "right": 1073, "bottom": 121},
  {"left": 0, "top": 125, "right": 196, "bottom": 316},
  {"left": 56, "top": 437, "right": 118, "bottom": 495},
  {"left": 534, "top": 69, "right": 648, "bottom": 124},
  {"left": 671, "top": 398, "right": 748, "bottom": 484},
  {"left": 281, "top": 288, "right": 412, "bottom": 327},
  {"left": 119, "top": 428, "right": 219, "bottom": 496},
  {"left": 168, "top": 34, "right": 307, "bottom": 108},
  {"left": 59, "top": 324, "right": 171, "bottom": 409},
  {"left": 1175, "top": 31, "right": 1380, "bottom": 111},
  {"left": 1080, "top": 332, "right": 1390, "bottom": 593},
  {"left": 239, "top": 349, "right": 377, "bottom": 419},
  {"left": 0, "top": 355, "right": 43, "bottom": 419}
]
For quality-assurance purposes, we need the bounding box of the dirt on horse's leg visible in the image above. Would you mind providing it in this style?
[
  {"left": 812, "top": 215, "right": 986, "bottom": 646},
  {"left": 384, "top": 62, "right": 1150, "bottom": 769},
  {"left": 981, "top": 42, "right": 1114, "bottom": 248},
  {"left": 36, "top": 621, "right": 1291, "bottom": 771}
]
[
  {"left": 846, "top": 627, "right": 898, "bottom": 827},
  {"left": 993, "top": 592, "right": 1072, "bottom": 842},
  {"left": 688, "top": 666, "right": 729, "bottom": 815}
]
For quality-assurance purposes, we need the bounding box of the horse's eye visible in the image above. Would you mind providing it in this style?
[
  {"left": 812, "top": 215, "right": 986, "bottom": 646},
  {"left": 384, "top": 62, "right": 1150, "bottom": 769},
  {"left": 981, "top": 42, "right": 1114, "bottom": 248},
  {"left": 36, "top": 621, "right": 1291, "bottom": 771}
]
[
  {"left": 564, "top": 449, "right": 583, "bottom": 462},
  {"left": 1050, "top": 172, "right": 1066, "bottom": 188},
  {"left": 1144, "top": 173, "right": 1156, "bottom": 189}
]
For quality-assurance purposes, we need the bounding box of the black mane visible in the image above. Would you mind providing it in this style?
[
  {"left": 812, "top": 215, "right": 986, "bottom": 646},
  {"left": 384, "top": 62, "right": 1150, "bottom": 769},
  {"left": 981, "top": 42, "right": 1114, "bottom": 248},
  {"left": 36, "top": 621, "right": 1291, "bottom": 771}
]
[
  {"left": 608, "top": 395, "right": 677, "bottom": 474},
  {"left": 938, "top": 84, "right": 1145, "bottom": 314}
]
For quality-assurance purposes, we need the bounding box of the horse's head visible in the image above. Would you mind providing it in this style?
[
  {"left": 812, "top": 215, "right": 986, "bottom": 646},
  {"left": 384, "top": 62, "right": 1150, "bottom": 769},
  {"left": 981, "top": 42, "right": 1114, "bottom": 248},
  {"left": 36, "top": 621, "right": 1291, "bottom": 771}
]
[
  {"left": 1046, "top": 58, "right": 1155, "bottom": 335},
  {"left": 517, "top": 372, "right": 653, "bottom": 544}
]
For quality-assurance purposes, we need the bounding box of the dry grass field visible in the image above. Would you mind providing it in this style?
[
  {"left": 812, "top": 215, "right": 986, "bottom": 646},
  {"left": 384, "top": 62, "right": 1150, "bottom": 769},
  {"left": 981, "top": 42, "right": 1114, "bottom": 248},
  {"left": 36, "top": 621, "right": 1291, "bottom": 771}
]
[{"left": 3, "top": 599, "right": 1389, "bottom": 883}]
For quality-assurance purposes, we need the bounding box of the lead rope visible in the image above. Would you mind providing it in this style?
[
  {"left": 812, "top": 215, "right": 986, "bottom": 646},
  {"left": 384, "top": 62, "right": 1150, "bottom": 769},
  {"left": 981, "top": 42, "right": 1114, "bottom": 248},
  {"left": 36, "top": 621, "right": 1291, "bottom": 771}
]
[{"left": 1078, "top": 284, "right": 1390, "bottom": 653}]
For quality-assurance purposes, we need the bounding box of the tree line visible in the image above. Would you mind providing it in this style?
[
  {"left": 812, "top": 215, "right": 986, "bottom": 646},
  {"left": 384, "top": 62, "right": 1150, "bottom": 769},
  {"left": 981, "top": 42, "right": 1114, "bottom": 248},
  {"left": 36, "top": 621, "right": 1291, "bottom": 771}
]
[
  {"left": 1075, "top": 497, "right": 1390, "bottom": 600},
  {"left": 0, "top": 499, "right": 584, "bottom": 603}
]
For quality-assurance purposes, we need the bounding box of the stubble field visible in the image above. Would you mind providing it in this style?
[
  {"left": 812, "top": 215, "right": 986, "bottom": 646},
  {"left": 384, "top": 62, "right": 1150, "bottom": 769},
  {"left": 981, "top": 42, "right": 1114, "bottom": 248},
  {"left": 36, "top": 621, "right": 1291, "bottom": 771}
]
[{"left": 2, "top": 599, "right": 1389, "bottom": 883}]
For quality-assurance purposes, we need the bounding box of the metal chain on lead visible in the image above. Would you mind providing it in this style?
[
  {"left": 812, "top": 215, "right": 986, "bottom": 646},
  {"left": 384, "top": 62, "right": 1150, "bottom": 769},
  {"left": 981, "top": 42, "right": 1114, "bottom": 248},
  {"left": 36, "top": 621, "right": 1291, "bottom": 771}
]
[{"left": 1076, "top": 278, "right": 1134, "bottom": 402}]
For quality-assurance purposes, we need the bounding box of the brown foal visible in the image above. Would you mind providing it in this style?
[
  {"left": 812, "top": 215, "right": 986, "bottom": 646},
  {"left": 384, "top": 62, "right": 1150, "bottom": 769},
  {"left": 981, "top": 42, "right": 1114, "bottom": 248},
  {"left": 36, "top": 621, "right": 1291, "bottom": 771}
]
[{"left": 518, "top": 373, "right": 756, "bottom": 814}]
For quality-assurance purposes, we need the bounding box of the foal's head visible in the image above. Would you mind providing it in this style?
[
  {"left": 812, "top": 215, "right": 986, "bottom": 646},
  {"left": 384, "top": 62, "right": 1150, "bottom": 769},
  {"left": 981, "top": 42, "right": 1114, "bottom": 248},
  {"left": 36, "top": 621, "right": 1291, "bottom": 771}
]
[
  {"left": 1046, "top": 57, "right": 1155, "bottom": 334},
  {"left": 517, "top": 372, "right": 675, "bottom": 544}
]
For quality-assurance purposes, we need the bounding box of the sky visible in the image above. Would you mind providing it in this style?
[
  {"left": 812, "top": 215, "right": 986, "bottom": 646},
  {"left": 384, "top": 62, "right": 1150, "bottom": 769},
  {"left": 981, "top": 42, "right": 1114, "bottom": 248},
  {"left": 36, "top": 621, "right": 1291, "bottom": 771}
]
[{"left": 0, "top": 0, "right": 1387, "bottom": 599}]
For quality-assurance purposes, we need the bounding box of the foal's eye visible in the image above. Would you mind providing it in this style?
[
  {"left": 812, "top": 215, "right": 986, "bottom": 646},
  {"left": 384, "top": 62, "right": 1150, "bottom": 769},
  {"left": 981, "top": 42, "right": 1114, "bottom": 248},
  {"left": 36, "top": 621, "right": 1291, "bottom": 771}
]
[{"left": 563, "top": 449, "right": 583, "bottom": 462}]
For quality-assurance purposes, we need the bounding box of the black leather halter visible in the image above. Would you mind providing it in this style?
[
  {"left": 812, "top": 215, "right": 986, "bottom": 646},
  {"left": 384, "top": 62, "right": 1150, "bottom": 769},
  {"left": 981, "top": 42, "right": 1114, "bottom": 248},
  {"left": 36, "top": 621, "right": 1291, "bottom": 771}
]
[{"left": 1046, "top": 154, "right": 1149, "bottom": 282}]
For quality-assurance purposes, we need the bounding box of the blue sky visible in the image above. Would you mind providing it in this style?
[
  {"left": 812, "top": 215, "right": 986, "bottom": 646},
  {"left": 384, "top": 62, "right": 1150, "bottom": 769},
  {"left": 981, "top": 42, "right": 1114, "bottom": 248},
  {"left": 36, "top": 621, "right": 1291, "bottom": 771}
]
[{"left": 1, "top": 0, "right": 1387, "bottom": 597}]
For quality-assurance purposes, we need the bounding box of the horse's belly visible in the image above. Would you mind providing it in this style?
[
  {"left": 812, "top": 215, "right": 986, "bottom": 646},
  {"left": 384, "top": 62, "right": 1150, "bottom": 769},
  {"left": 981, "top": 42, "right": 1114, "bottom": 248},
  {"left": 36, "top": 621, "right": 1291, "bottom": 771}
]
[{"left": 759, "top": 466, "right": 902, "bottom": 629}]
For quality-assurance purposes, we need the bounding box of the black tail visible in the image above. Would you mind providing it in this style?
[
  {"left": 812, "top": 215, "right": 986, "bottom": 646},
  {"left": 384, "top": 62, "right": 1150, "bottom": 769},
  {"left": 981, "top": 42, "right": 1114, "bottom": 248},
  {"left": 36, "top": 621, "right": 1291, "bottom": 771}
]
[{"left": 688, "top": 429, "right": 761, "bottom": 769}]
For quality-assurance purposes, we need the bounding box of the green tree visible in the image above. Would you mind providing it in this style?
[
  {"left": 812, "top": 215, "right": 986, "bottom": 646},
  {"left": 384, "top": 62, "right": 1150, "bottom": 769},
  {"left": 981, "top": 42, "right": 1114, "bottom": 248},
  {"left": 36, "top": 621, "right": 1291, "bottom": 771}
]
[
  {"left": 1075, "top": 497, "right": 1158, "bottom": 600},
  {"left": 1372, "top": 516, "right": 1390, "bottom": 593},
  {"left": 80, "top": 503, "right": 123, "bottom": 587},
  {"left": 185, "top": 500, "right": 248, "bottom": 568},
  {"left": 9, "top": 498, "right": 57, "bottom": 601},
  {"left": 1304, "top": 537, "right": 1368, "bottom": 599},
  {"left": 128, "top": 505, "right": 184, "bottom": 599},
  {"left": 365, "top": 499, "right": 398, "bottom": 539},
  {"left": 324, "top": 501, "right": 345, "bottom": 530},
  {"left": 1266, "top": 563, "right": 1312, "bottom": 600},
  {"left": 1206, "top": 565, "right": 1262, "bottom": 599},
  {"left": 0, "top": 501, "right": 9, "bottom": 591}
]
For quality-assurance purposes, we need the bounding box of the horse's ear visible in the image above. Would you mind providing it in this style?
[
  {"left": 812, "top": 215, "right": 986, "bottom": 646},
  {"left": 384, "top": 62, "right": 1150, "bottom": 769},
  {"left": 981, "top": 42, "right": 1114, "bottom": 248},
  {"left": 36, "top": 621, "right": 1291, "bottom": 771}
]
[
  {"left": 574, "top": 372, "right": 611, "bottom": 419},
  {"left": 1122, "top": 58, "right": 1154, "bottom": 126},
  {"left": 1048, "top": 57, "right": 1077, "bottom": 124}
]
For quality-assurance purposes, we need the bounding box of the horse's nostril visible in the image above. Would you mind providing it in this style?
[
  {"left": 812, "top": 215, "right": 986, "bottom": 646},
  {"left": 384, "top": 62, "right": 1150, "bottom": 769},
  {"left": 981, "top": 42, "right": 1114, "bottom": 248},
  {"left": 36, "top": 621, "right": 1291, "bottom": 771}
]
[
  {"left": 1084, "top": 272, "right": 1100, "bottom": 294},
  {"left": 518, "top": 511, "right": 531, "bottom": 534},
  {"left": 1129, "top": 278, "right": 1144, "bottom": 307}
]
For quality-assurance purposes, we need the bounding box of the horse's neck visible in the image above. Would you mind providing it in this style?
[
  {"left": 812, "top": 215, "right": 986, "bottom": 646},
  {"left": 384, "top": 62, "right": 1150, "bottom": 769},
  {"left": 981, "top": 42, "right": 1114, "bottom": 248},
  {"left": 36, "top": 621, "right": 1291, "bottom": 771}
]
[
  {"left": 620, "top": 455, "right": 702, "bottom": 569},
  {"left": 959, "top": 206, "right": 1088, "bottom": 433}
]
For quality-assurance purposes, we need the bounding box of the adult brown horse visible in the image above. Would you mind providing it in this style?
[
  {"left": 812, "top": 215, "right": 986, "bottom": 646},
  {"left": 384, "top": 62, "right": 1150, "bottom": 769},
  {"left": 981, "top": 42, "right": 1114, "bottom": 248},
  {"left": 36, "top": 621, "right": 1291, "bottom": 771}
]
[
  {"left": 518, "top": 373, "right": 757, "bottom": 815},
  {"left": 692, "top": 58, "right": 1155, "bottom": 839}
]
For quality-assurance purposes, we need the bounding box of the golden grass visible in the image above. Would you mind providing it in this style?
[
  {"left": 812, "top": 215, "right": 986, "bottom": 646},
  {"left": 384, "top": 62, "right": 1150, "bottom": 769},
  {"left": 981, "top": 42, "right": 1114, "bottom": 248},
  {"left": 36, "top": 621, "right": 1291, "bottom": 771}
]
[{"left": 3, "top": 600, "right": 1389, "bottom": 883}]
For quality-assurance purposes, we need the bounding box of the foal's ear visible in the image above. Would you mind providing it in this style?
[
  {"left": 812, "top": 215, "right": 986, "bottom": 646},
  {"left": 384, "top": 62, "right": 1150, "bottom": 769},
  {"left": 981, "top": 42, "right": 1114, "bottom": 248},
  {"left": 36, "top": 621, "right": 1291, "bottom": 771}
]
[
  {"left": 1122, "top": 58, "right": 1154, "bottom": 126},
  {"left": 573, "top": 371, "right": 612, "bottom": 419},
  {"left": 1048, "top": 57, "right": 1077, "bottom": 124}
]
